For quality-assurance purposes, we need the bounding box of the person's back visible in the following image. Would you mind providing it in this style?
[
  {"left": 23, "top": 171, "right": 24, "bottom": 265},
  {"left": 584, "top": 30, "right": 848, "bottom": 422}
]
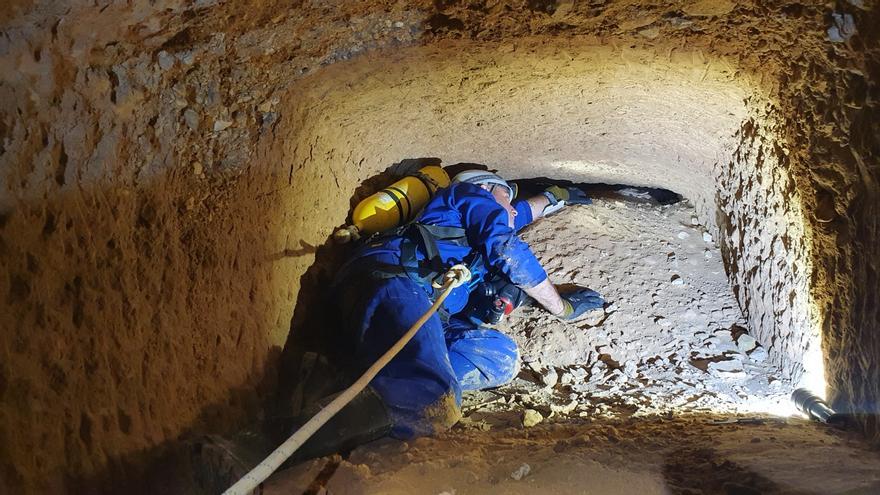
[{"left": 340, "top": 181, "right": 547, "bottom": 316}]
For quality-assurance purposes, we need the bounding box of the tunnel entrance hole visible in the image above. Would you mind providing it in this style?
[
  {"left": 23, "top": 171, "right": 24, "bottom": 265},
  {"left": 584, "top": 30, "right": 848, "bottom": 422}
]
[
  {"left": 278, "top": 168, "right": 791, "bottom": 428},
  {"left": 277, "top": 39, "right": 822, "bottom": 411}
]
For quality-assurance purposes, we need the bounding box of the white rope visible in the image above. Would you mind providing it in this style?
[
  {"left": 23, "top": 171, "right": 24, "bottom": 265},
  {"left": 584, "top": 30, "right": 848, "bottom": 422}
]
[{"left": 223, "top": 265, "right": 471, "bottom": 495}]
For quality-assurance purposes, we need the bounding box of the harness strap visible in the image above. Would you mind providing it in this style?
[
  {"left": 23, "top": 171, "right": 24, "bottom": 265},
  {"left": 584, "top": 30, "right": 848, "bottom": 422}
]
[
  {"left": 394, "top": 240, "right": 451, "bottom": 321},
  {"left": 410, "top": 171, "right": 439, "bottom": 195},
  {"left": 335, "top": 221, "right": 486, "bottom": 323},
  {"left": 413, "top": 223, "right": 468, "bottom": 242},
  {"left": 338, "top": 222, "right": 469, "bottom": 291},
  {"left": 399, "top": 240, "right": 423, "bottom": 279}
]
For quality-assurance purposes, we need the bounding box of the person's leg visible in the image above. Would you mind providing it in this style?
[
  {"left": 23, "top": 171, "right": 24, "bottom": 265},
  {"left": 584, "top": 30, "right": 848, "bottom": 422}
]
[
  {"left": 348, "top": 277, "right": 462, "bottom": 439},
  {"left": 207, "top": 276, "right": 463, "bottom": 465},
  {"left": 189, "top": 277, "right": 462, "bottom": 487},
  {"left": 444, "top": 317, "right": 520, "bottom": 391}
]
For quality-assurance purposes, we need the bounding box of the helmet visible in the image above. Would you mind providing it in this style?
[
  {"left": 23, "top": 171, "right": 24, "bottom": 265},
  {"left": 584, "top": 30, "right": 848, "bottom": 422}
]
[{"left": 451, "top": 170, "right": 515, "bottom": 199}]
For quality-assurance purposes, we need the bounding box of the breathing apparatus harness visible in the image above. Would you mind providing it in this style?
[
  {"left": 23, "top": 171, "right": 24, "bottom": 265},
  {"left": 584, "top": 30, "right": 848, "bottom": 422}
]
[
  {"left": 386, "top": 223, "right": 481, "bottom": 284},
  {"left": 335, "top": 171, "right": 516, "bottom": 311}
]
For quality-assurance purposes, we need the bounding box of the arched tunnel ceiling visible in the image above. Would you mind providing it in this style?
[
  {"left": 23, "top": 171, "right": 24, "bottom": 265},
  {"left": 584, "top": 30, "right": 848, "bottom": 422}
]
[{"left": 285, "top": 42, "right": 750, "bottom": 209}]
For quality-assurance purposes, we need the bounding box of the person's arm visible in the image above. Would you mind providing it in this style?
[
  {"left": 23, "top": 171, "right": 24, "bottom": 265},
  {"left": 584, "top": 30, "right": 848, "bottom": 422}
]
[
  {"left": 511, "top": 200, "right": 534, "bottom": 232},
  {"left": 513, "top": 186, "right": 588, "bottom": 228},
  {"left": 525, "top": 194, "right": 551, "bottom": 220},
  {"left": 451, "top": 184, "right": 599, "bottom": 319},
  {"left": 510, "top": 194, "right": 552, "bottom": 231},
  {"left": 453, "top": 184, "right": 549, "bottom": 289},
  {"left": 523, "top": 277, "right": 567, "bottom": 316}
]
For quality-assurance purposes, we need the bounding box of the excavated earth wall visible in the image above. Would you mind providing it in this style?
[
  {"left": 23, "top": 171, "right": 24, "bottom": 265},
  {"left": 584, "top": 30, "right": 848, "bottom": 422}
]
[{"left": 0, "top": 0, "right": 877, "bottom": 492}]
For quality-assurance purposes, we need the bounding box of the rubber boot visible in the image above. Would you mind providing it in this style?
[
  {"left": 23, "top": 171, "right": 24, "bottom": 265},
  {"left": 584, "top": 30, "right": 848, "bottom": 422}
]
[
  {"left": 189, "top": 429, "right": 274, "bottom": 495},
  {"left": 276, "top": 351, "right": 347, "bottom": 418},
  {"left": 189, "top": 387, "right": 391, "bottom": 493},
  {"left": 281, "top": 385, "right": 392, "bottom": 464}
]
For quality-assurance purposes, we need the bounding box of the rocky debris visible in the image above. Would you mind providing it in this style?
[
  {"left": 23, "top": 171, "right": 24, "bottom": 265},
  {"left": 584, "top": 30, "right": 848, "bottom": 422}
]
[
  {"left": 580, "top": 308, "right": 607, "bottom": 326},
  {"left": 561, "top": 367, "right": 588, "bottom": 386},
  {"left": 510, "top": 463, "right": 531, "bottom": 480},
  {"left": 462, "top": 199, "right": 789, "bottom": 423},
  {"left": 213, "top": 119, "right": 233, "bottom": 132},
  {"left": 522, "top": 409, "right": 543, "bottom": 428},
  {"left": 749, "top": 347, "right": 769, "bottom": 363},
  {"left": 540, "top": 367, "right": 559, "bottom": 388},
  {"left": 257, "top": 97, "right": 278, "bottom": 114},
  {"left": 157, "top": 50, "right": 176, "bottom": 71},
  {"left": 322, "top": 12, "right": 423, "bottom": 64},
  {"left": 708, "top": 359, "right": 746, "bottom": 379},
  {"left": 550, "top": 399, "right": 579, "bottom": 415},
  {"left": 637, "top": 27, "right": 660, "bottom": 40},
  {"left": 183, "top": 109, "right": 200, "bottom": 131},
  {"left": 827, "top": 12, "right": 857, "bottom": 43},
  {"left": 736, "top": 334, "right": 758, "bottom": 353},
  {"left": 458, "top": 416, "right": 492, "bottom": 431}
]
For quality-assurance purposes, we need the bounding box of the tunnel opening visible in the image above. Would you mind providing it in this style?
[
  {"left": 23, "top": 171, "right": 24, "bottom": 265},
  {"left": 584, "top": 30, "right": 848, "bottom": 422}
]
[
  {"left": 287, "top": 167, "right": 792, "bottom": 424},
  {"left": 242, "top": 39, "right": 841, "bottom": 491},
  {"left": 275, "top": 39, "right": 821, "bottom": 398},
  {"left": 2, "top": 1, "right": 879, "bottom": 493}
]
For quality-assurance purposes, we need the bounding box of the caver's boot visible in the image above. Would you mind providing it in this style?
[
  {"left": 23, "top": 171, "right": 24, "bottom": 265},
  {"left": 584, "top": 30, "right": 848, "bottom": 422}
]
[
  {"left": 189, "top": 429, "right": 274, "bottom": 495},
  {"left": 189, "top": 387, "right": 391, "bottom": 493},
  {"left": 279, "top": 351, "right": 348, "bottom": 418},
  {"left": 279, "top": 385, "right": 392, "bottom": 464}
]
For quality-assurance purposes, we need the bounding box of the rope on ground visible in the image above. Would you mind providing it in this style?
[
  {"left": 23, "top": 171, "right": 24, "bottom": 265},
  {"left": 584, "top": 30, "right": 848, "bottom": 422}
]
[{"left": 223, "top": 265, "right": 472, "bottom": 495}]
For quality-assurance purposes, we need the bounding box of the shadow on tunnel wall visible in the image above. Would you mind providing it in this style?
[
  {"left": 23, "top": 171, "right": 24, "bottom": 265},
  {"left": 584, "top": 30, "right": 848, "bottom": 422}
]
[
  {"left": 0, "top": 167, "right": 293, "bottom": 492},
  {"left": 59, "top": 379, "right": 277, "bottom": 494}
]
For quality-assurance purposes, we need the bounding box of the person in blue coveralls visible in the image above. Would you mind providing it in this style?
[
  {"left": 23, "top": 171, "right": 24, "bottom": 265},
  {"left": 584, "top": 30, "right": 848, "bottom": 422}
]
[{"left": 288, "top": 169, "right": 605, "bottom": 460}]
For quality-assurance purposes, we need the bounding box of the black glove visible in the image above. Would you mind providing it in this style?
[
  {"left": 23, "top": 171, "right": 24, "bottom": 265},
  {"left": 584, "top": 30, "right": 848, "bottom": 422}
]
[
  {"left": 544, "top": 185, "right": 592, "bottom": 205},
  {"left": 559, "top": 288, "right": 604, "bottom": 320}
]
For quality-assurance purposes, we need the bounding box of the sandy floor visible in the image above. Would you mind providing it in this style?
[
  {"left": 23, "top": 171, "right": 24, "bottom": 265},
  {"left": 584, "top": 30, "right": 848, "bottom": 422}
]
[
  {"left": 262, "top": 198, "right": 880, "bottom": 494},
  {"left": 266, "top": 416, "right": 880, "bottom": 495},
  {"left": 488, "top": 196, "right": 793, "bottom": 423}
]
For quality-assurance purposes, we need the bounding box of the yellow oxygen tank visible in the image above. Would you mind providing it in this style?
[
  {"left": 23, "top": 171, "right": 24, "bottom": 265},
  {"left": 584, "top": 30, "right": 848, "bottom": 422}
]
[{"left": 334, "top": 166, "right": 450, "bottom": 243}]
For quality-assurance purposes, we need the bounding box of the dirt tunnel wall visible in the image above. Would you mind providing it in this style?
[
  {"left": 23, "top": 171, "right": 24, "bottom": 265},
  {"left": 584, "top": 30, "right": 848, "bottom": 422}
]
[{"left": 0, "top": 1, "right": 877, "bottom": 492}]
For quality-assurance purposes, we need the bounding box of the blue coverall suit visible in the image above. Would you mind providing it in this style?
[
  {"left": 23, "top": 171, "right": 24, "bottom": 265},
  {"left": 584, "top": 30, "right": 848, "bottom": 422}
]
[{"left": 334, "top": 182, "right": 545, "bottom": 439}]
